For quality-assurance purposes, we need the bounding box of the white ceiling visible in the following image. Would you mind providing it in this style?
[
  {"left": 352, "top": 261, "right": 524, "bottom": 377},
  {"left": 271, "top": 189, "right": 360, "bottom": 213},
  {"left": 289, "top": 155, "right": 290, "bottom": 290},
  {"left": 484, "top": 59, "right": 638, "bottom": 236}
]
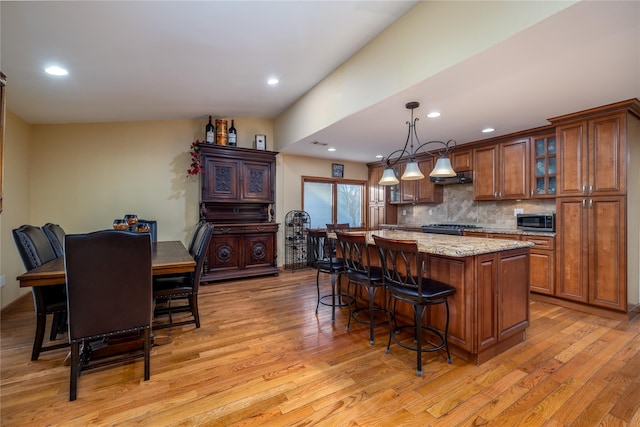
[{"left": 2, "top": 1, "right": 639, "bottom": 164}]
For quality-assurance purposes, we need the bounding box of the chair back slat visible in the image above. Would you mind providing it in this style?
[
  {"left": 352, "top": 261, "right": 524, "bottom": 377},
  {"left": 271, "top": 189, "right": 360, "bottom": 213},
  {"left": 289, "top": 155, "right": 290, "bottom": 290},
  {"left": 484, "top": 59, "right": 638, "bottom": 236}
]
[
  {"left": 335, "top": 231, "right": 370, "bottom": 278},
  {"left": 373, "top": 235, "right": 423, "bottom": 292}
]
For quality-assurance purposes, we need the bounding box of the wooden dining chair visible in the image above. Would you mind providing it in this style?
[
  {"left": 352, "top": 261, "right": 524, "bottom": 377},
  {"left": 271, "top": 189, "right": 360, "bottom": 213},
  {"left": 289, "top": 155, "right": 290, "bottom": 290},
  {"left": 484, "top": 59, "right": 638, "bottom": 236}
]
[
  {"left": 64, "top": 230, "right": 153, "bottom": 401},
  {"left": 153, "top": 222, "right": 213, "bottom": 329},
  {"left": 12, "top": 225, "right": 69, "bottom": 360}
]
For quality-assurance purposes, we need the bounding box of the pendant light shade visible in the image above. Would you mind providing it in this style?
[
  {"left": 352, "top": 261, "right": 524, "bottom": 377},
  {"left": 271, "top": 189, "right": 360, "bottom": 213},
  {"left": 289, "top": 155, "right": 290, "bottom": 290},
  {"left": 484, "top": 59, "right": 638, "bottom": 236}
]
[
  {"left": 378, "top": 101, "right": 458, "bottom": 186},
  {"left": 401, "top": 161, "right": 424, "bottom": 180},
  {"left": 429, "top": 156, "right": 457, "bottom": 177},
  {"left": 379, "top": 167, "right": 400, "bottom": 186}
]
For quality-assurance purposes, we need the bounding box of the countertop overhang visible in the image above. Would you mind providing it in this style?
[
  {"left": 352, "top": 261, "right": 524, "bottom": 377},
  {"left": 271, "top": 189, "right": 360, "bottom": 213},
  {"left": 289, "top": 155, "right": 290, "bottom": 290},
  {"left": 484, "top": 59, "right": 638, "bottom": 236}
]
[{"left": 334, "top": 229, "right": 534, "bottom": 258}]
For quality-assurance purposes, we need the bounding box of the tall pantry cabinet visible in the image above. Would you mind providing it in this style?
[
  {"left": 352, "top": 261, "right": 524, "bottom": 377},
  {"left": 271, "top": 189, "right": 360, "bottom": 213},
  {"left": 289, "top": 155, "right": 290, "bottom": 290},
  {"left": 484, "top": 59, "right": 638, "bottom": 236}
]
[{"left": 551, "top": 99, "right": 640, "bottom": 312}]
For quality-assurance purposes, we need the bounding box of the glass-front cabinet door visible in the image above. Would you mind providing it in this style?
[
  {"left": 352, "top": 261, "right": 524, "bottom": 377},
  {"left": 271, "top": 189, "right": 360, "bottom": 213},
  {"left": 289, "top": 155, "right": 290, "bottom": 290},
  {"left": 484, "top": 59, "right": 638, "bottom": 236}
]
[{"left": 532, "top": 134, "right": 557, "bottom": 198}]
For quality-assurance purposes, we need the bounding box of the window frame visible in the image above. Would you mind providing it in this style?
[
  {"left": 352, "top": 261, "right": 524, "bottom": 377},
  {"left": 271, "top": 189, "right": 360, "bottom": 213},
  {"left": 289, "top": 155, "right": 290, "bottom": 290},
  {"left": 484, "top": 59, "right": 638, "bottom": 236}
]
[{"left": 301, "top": 176, "right": 366, "bottom": 230}]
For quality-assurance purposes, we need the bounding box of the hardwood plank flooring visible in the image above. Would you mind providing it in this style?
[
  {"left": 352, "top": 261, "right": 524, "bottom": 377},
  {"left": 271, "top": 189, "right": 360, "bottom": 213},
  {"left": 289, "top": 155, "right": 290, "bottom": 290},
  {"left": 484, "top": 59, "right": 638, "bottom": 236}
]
[{"left": 1, "top": 270, "right": 639, "bottom": 426}]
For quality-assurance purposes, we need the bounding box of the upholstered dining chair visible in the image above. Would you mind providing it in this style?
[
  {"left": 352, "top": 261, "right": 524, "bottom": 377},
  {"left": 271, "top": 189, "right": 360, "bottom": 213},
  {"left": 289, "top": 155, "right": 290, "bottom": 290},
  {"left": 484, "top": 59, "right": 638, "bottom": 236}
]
[
  {"left": 137, "top": 219, "right": 157, "bottom": 242},
  {"left": 373, "top": 234, "right": 456, "bottom": 376},
  {"left": 308, "top": 228, "right": 352, "bottom": 323},
  {"left": 152, "top": 222, "right": 213, "bottom": 329},
  {"left": 12, "top": 225, "right": 68, "bottom": 360},
  {"left": 64, "top": 230, "right": 153, "bottom": 401},
  {"left": 188, "top": 220, "right": 207, "bottom": 254},
  {"left": 42, "top": 223, "right": 66, "bottom": 258},
  {"left": 335, "top": 231, "right": 390, "bottom": 345}
]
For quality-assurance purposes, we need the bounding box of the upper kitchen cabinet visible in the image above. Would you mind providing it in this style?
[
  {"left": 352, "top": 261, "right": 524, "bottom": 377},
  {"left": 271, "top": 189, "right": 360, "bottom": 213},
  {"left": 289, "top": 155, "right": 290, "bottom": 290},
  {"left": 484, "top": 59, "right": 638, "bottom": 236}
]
[
  {"left": 380, "top": 157, "right": 444, "bottom": 205},
  {"left": 555, "top": 113, "right": 626, "bottom": 197},
  {"left": 398, "top": 157, "right": 443, "bottom": 204},
  {"left": 450, "top": 147, "right": 473, "bottom": 172},
  {"left": 200, "top": 144, "right": 276, "bottom": 203},
  {"left": 367, "top": 164, "right": 397, "bottom": 230},
  {"left": 473, "top": 138, "right": 530, "bottom": 201},
  {"left": 531, "top": 133, "right": 557, "bottom": 198}
]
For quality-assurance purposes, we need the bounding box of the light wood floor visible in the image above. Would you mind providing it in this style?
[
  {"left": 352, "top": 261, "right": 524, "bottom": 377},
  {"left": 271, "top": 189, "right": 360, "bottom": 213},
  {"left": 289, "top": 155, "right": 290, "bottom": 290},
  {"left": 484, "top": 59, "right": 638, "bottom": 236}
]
[{"left": 2, "top": 269, "right": 639, "bottom": 426}]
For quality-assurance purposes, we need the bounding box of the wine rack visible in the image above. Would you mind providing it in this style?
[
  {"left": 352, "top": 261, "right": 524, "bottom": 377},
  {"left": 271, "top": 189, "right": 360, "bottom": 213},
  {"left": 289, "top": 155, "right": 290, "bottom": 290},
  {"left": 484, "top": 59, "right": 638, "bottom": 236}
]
[{"left": 284, "top": 210, "right": 310, "bottom": 271}]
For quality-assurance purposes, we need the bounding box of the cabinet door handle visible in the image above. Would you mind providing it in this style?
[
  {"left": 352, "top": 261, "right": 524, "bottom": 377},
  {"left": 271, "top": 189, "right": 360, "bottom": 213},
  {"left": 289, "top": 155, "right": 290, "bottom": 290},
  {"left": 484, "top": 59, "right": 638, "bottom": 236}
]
[
  {"left": 589, "top": 199, "right": 593, "bottom": 208},
  {"left": 257, "top": 226, "right": 265, "bottom": 231},
  {"left": 589, "top": 185, "right": 593, "bottom": 194},
  {"left": 531, "top": 189, "right": 533, "bottom": 196},
  {"left": 582, "top": 185, "right": 586, "bottom": 194},
  {"left": 582, "top": 199, "right": 586, "bottom": 208}
]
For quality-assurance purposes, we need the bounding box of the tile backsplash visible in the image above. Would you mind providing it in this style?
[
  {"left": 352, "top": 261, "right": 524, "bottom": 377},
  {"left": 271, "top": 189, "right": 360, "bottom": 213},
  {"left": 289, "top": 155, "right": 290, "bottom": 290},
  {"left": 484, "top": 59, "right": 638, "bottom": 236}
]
[{"left": 399, "top": 183, "right": 556, "bottom": 230}]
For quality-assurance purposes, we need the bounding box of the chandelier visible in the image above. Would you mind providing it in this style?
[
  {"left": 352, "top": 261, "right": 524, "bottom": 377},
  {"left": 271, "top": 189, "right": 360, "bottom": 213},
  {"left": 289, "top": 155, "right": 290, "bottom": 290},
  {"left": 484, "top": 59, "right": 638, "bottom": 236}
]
[{"left": 378, "top": 101, "right": 457, "bottom": 186}]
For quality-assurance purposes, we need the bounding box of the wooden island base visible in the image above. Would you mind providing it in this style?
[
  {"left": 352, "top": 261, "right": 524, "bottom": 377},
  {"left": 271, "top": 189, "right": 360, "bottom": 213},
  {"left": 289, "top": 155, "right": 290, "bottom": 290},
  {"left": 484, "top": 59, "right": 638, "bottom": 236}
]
[{"left": 343, "top": 230, "right": 532, "bottom": 365}]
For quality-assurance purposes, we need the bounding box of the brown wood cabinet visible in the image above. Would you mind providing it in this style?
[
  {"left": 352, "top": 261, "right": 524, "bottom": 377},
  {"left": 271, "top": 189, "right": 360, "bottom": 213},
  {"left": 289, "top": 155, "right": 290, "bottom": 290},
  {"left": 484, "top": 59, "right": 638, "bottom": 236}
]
[
  {"left": 473, "top": 138, "right": 530, "bottom": 201},
  {"left": 451, "top": 147, "right": 473, "bottom": 172},
  {"left": 556, "top": 113, "right": 626, "bottom": 197},
  {"left": 199, "top": 144, "right": 279, "bottom": 282},
  {"left": 376, "top": 157, "right": 444, "bottom": 206},
  {"left": 531, "top": 133, "right": 557, "bottom": 198},
  {"left": 465, "top": 231, "right": 556, "bottom": 296},
  {"left": 522, "top": 235, "right": 555, "bottom": 295},
  {"left": 550, "top": 99, "right": 640, "bottom": 314},
  {"left": 398, "top": 157, "right": 443, "bottom": 204},
  {"left": 555, "top": 196, "right": 626, "bottom": 310},
  {"left": 367, "top": 164, "right": 397, "bottom": 230}
]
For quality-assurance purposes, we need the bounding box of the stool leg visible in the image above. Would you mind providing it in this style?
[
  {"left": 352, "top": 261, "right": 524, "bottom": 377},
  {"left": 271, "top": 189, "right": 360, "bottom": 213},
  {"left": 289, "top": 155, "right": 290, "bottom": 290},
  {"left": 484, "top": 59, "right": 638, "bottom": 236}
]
[
  {"left": 415, "top": 304, "right": 428, "bottom": 377},
  {"left": 315, "top": 270, "right": 321, "bottom": 314},
  {"left": 368, "top": 285, "right": 376, "bottom": 345},
  {"left": 330, "top": 273, "right": 337, "bottom": 323},
  {"left": 386, "top": 298, "right": 397, "bottom": 354},
  {"left": 444, "top": 299, "right": 452, "bottom": 364}
]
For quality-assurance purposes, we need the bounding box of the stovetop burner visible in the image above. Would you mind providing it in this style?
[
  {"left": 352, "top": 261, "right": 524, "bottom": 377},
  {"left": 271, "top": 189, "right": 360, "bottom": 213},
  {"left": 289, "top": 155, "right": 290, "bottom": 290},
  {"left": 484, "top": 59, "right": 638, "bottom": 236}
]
[{"left": 421, "top": 223, "right": 481, "bottom": 236}]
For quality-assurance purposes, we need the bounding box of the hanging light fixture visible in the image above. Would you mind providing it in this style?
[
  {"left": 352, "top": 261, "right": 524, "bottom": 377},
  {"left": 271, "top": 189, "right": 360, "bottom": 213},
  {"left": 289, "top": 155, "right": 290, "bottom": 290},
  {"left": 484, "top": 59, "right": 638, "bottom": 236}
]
[{"left": 378, "top": 101, "right": 457, "bottom": 186}]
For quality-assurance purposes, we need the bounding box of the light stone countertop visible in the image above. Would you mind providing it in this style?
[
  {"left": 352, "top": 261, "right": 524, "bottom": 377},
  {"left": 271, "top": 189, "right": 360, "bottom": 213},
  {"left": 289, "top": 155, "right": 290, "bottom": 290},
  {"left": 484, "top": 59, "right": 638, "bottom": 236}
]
[
  {"left": 335, "top": 229, "right": 534, "bottom": 258},
  {"left": 380, "top": 224, "right": 555, "bottom": 237}
]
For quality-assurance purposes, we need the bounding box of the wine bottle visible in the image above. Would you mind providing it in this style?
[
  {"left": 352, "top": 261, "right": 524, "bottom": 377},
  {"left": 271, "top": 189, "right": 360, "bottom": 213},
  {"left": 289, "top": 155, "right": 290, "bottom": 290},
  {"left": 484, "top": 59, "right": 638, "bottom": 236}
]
[
  {"left": 205, "top": 116, "right": 215, "bottom": 144},
  {"left": 228, "top": 120, "right": 237, "bottom": 146}
]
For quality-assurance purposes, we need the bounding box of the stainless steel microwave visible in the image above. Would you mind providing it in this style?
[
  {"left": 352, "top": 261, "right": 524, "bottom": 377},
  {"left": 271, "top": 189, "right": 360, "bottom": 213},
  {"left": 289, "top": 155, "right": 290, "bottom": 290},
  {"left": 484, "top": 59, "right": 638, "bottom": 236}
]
[{"left": 516, "top": 213, "right": 555, "bottom": 232}]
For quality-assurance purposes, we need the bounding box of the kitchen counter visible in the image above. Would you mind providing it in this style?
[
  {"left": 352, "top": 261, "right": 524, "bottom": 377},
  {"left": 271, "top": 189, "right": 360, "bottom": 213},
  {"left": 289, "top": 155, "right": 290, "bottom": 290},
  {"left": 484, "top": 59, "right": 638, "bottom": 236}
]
[
  {"left": 333, "top": 229, "right": 531, "bottom": 365},
  {"left": 365, "top": 229, "right": 534, "bottom": 257},
  {"left": 380, "top": 224, "right": 555, "bottom": 237},
  {"left": 464, "top": 227, "right": 556, "bottom": 237}
]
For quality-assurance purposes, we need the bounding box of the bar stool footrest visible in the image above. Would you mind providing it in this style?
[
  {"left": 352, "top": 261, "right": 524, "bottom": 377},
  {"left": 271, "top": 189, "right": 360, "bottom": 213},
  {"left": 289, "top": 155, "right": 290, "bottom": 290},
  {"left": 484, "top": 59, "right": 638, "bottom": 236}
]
[{"left": 319, "top": 293, "right": 354, "bottom": 308}]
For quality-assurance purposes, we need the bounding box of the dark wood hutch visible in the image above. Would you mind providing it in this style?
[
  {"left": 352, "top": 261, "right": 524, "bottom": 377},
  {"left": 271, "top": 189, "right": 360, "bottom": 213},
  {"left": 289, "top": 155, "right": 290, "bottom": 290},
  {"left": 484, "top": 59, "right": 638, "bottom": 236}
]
[{"left": 198, "top": 144, "right": 280, "bottom": 282}]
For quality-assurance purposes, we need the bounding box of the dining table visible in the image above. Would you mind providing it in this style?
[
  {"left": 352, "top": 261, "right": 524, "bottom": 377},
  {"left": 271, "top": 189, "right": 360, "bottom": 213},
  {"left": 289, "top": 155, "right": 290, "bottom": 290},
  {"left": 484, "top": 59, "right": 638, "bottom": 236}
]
[
  {"left": 17, "top": 240, "right": 196, "bottom": 359},
  {"left": 17, "top": 240, "right": 196, "bottom": 288}
]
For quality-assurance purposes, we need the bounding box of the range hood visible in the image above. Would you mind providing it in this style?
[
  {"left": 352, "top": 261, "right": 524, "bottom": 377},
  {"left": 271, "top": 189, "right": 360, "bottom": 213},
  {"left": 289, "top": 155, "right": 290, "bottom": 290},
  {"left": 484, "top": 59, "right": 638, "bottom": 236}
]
[{"left": 430, "top": 171, "right": 473, "bottom": 185}]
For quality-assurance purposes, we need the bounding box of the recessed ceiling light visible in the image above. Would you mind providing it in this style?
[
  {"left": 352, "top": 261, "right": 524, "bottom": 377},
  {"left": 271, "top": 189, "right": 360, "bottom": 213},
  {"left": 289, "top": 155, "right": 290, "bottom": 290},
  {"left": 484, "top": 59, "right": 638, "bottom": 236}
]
[
  {"left": 328, "top": 147, "right": 336, "bottom": 152},
  {"left": 44, "top": 65, "right": 69, "bottom": 76},
  {"left": 375, "top": 154, "right": 383, "bottom": 158},
  {"left": 427, "top": 112, "right": 441, "bottom": 118},
  {"left": 482, "top": 127, "right": 495, "bottom": 133},
  {"left": 267, "top": 77, "right": 279, "bottom": 85}
]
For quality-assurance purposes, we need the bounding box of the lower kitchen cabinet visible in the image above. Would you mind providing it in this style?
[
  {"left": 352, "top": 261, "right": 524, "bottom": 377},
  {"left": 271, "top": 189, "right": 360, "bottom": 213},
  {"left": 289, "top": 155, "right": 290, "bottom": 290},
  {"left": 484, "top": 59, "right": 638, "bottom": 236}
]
[
  {"left": 202, "top": 223, "right": 279, "bottom": 282},
  {"left": 556, "top": 196, "right": 626, "bottom": 311},
  {"left": 522, "top": 235, "right": 555, "bottom": 295}
]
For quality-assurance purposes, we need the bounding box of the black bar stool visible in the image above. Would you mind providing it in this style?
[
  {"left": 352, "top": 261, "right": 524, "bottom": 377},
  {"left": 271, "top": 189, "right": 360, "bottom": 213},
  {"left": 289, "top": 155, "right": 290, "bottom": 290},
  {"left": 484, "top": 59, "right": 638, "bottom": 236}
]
[
  {"left": 308, "top": 228, "right": 353, "bottom": 322},
  {"left": 373, "top": 234, "right": 456, "bottom": 376},
  {"left": 335, "top": 231, "right": 391, "bottom": 345}
]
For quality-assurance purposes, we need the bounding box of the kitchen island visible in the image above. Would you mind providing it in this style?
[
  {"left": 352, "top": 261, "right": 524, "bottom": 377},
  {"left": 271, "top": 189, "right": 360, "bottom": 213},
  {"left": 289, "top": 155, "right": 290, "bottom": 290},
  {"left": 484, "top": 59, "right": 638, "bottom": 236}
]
[{"left": 342, "top": 229, "right": 533, "bottom": 365}]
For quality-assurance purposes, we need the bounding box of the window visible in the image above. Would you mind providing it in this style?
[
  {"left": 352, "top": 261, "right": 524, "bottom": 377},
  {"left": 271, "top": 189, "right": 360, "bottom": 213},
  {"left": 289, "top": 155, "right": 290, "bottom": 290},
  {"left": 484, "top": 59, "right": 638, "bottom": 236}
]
[{"left": 303, "top": 177, "right": 365, "bottom": 229}]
